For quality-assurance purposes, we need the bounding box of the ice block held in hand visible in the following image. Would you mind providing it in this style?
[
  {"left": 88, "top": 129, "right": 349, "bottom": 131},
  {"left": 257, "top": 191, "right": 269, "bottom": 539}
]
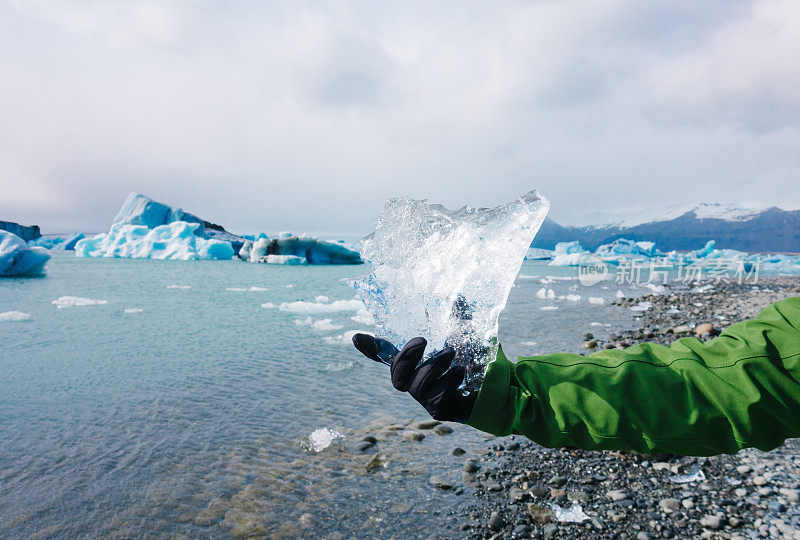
[{"left": 353, "top": 190, "right": 550, "bottom": 387}]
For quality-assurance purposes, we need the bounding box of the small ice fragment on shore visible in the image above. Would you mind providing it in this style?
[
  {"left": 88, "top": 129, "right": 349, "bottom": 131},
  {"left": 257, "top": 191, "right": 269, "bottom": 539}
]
[
  {"left": 669, "top": 465, "right": 706, "bottom": 483},
  {"left": 549, "top": 503, "right": 590, "bottom": 523},
  {"left": 249, "top": 286, "right": 268, "bottom": 291},
  {"left": 540, "top": 306, "right": 558, "bottom": 311},
  {"left": 589, "top": 297, "right": 605, "bottom": 305},
  {"left": 726, "top": 477, "right": 742, "bottom": 486},
  {"left": 692, "top": 284, "right": 715, "bottom": 293},
  {"left": 261, "top": 302, "right": 275, "bottom": 309},
  {"left": 564, "top": 294, "right": 581, "bottom": 302},
  {"left": 666, "top": 307, "right": 681, "bottom": 314},
  {"left": 52, "top": 296, "right": 108, "bottom": 309},
  {"left": 630, "top": 301, "right": 653, "bottom": 312},
  {"left": 226, "top": 287, "right": 247, "bottom": 292},
  {"left": 167, "top": 285, "right": 191, "bottom": 289},
  {"left": 279, "top": 299, "right": 363, "bottom": 314},
  {"left": 123, "top": 308, "right": 143, "bottom": 314},
  {"left": 306, "top": 428, "right": 343, "bottom": 452},
  {"left": 314, "top": 295, "right": 329, "bottom": 302},
  {"left": 0, "top": 311, "right": 33, "bottom": 322},
  {"left": 642, "top": 282, "right": 666, "bottom": 294},
  {"left": 537, "top": 288, "right": 555, "bottom": 299}
]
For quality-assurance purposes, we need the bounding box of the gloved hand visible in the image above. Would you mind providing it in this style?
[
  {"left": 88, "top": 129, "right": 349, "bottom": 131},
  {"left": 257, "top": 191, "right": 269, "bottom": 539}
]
[{"left": 352, "top": 334, "right": 477, "bottom": 422}]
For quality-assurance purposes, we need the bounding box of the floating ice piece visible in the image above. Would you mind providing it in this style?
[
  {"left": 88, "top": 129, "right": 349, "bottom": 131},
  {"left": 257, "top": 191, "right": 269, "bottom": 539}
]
[
  {"left": 0, "top": 311, "right": 33, "bottom": 322},
  {"left": 314, "top": 295, "right": 330, "bottom": 303},
  {"left": 75, "top": 222, "right": 234, "bottom": 261},
  {"left": 540, "top": 306, "right": 558, "bottom": 311},
  {"left": 261, "top": 302, "right": 275, "bottom": 309},
  {"left": 351, "top": 307, "right": 376, "bottom": 325},
  {"left": 306, "top": 428, "right": 343, "bottom": 452},
  {"left": 241, "top": 234, "right": 362, "bottom": 265},
  {"left": 537, "top": 287, "right": 556, "bottom": 299},
  {"left": 548, "top": 241, "right": 588, "bottom": 266},
  {"left": 323, "top": 329, "right": 368, "bottom": 345},
  {"left": 669, "top": 465, "right": 706, "bottom": 483},
  {"left": 293, "top": 317, "right": 343, "bottom": 331},
  {"left": 589, "top": 297, "right": 605, "bottom": 305},
  {"left": 279, "top": 299, "right": 363, "bottom": 314},
  {"left": 564, "top": 294, "right": 581, "bottom": 302},
  {"left": 0, "top": 231, "right": 51, "bottom": 277},
  {"left": 167, "top": 285, "right": 191, "bottom": 289},
  {"left": 249, "top": 286, "right": 268, "bottom": 292},
  {"left": 595, "top": 238, "right": 660, "bottom": 259},
  {"left": 123, "top": 308, "right": 143, "bottom": 314},
  {"left": 521, "top": 340, "right": 538, "bottom": 346},
  {"left": 354, "top": 190, "right": 549, "bottom": 385},
  {"left": 226, "top": 287, "right": 247, "bottom": 291},
  {"left": 321, "top": 361, "right": 357, "bottom": 373},
  {"left": 549, "top": 503, "right": 590, "bottom": 523},
  {"left": 517, "top": 274, "right": 538, "bottom": 279},
  {"left": 52, "top": 296, "right": 108, "bottom": 309},
  {"left": 525, "top": 247, "right": 554, "bottom": 260}
]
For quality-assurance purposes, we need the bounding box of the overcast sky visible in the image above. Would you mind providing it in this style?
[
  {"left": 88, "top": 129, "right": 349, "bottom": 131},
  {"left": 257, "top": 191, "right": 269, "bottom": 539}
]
[{"left": 1, "top": 0, "right": 798, "bottom": 235}]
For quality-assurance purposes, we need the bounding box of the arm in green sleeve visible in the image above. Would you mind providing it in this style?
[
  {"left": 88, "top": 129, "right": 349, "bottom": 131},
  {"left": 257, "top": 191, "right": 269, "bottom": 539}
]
[{"left": 467, "top": 296, "right": 800, "bottom": 456}]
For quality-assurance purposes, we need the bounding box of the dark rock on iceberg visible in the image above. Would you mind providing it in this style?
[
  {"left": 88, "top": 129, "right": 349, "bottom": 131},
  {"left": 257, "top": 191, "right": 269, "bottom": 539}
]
[{"left": 0, "top": 220, "right": 41, "bottom": 242}]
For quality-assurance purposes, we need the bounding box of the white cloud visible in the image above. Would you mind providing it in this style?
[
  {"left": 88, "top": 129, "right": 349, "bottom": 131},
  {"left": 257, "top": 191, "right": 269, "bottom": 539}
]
[{"left": 0, "top": 0, "right": 798, "bottom": 233}]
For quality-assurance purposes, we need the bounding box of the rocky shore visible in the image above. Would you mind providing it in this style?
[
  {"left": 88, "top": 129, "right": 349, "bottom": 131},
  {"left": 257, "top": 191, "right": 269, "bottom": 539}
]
[{"left": 445, "top": 276, "right": 800, "bottom": 539}]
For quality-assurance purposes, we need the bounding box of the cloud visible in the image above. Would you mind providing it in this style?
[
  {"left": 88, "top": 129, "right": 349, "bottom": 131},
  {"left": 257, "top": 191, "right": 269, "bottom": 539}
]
[{"left": 0, "top": 0, "right": 797, "bottom": 233}]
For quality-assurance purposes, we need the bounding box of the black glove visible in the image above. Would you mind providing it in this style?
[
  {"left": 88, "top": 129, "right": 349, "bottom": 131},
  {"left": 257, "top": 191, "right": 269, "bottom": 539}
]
[{"left": 352, "top": 334, "right": 477, "bottom": 422}]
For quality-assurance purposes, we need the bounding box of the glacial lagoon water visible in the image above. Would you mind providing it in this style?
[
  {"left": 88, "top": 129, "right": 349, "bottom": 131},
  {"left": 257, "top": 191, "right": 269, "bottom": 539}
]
[{"left": 0, "top": 253, "right": 639, "bottom": 538}]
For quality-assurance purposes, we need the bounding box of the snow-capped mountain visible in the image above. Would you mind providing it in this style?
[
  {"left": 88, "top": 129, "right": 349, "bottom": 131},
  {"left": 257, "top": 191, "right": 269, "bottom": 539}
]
[{"left": 533, "top": 204, "right": 800, "bottom": 252}]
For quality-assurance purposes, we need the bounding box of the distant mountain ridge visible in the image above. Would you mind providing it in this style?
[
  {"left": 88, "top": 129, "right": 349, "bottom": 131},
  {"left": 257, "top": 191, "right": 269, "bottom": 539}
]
[{"left": 532, "top": 204, "right": 800, "bottom": 253}]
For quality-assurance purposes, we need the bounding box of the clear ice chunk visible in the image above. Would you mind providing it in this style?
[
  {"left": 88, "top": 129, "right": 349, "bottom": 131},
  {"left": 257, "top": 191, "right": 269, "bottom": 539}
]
[{"left": 353, "top": 190, "right": 549, "bottom": 387}]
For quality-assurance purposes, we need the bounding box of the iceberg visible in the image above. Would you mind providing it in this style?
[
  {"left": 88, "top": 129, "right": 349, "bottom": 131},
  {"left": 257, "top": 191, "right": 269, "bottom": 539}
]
[
  {"left": 74, "top": 193, "right": 244, "bottom": 260},
  {"left": 75, "top": 221, "right": 235, "bottom": 261},
  {"left": 548, "top": 241, "right": 588, "bottom": 266},
  {"left": 525, "top": 247, "right": 554, "bottom": 260},
  {"left": 30, "top": 232, "right": 86, "bottom": 251},
  {"left": 239, "top": 234, "right": 362, "bottom": 265},
  {"left": 353, "top": 190, "right": 549, "bottom": 387},
  {"left": 0, "top": 230, "right": 51, "bottom": 277},
  {"left": 594, "top": 238, "right": 660, "bottom": 259}
]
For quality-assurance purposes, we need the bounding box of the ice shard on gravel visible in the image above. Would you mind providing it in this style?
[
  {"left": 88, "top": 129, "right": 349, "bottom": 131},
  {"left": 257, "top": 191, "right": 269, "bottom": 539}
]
[{"left": 353, "top": 190, "right": 549, "bottom": 387}]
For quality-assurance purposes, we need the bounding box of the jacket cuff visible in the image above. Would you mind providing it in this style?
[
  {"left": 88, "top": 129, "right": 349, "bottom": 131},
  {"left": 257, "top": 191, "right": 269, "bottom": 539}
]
[{"left": 467, "top": 344, "right": 516, "bottom": 435}]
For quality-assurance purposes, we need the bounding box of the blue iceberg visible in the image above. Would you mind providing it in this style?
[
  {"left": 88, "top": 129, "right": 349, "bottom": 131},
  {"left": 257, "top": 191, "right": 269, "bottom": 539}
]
[
  {"left": 548, "top": 241, "right": 589, "bottom": 266},
  {"left": 75, "top": 222, "right": 234, "bottom": 261},
  {"left": 0, "top": 230, "right": 51, "bottom": 276},
  {"left": 75, "top": 193, "right": 238, "bottom": 261},
  {"left": 239, "top": 233, "right": 362, "bottom": 265},
  {"left": 30, "top": 232, "right": 85, "bottom": 251}
]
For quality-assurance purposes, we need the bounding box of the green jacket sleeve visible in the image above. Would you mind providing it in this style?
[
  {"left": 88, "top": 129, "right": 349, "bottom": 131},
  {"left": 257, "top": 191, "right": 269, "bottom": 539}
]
[{"left": 467, "top": 296, "right": 800, "bottom": 456}]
